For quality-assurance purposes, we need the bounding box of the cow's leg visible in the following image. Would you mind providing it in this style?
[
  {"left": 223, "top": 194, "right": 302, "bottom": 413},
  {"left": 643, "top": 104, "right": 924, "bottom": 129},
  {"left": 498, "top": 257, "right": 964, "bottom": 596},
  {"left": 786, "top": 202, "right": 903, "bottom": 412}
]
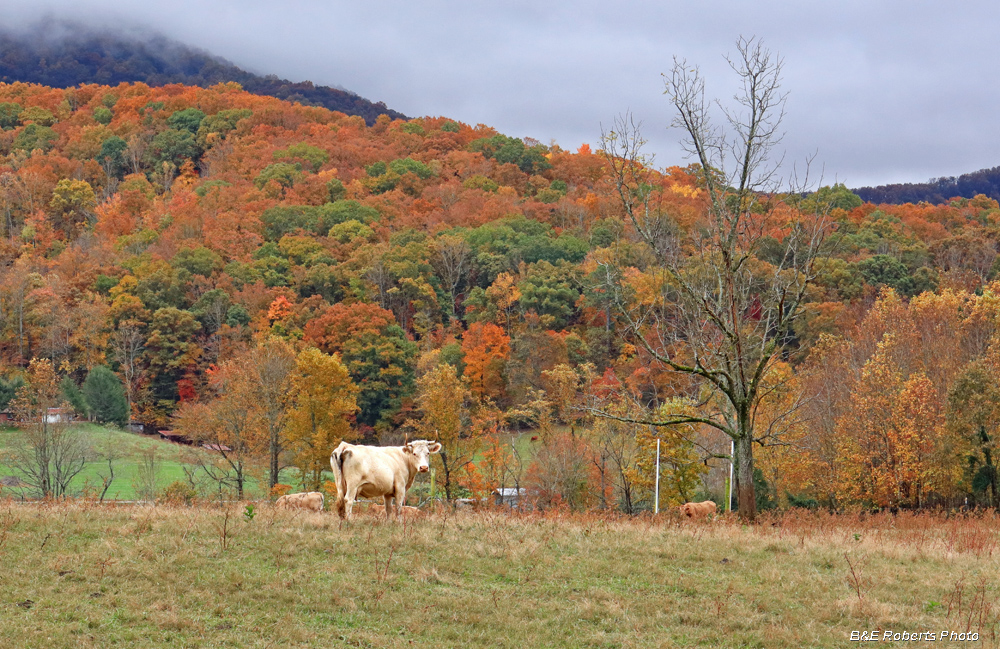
[
  {"left": 392, "top": 484, "right": 406, "bottom": 521},
  {"left": 383, "top": 494, "right": 394, "bottom": 521},
  {"left": 344, "top": 483, "right": 359, "bottom": 521}
]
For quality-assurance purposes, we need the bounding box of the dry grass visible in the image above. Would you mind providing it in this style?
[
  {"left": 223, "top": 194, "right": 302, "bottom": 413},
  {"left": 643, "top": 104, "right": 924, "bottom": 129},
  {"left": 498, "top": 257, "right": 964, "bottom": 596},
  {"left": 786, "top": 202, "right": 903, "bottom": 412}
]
[{"left": 1, "top": 502, "right": 999, "bottom": 648}]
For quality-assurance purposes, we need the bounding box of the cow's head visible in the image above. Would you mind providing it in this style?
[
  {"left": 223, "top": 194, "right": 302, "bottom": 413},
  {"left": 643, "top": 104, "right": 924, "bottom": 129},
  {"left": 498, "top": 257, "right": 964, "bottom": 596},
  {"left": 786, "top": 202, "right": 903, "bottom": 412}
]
[{"left": 404, "top": 440, "right": 442, "bottom": 472}]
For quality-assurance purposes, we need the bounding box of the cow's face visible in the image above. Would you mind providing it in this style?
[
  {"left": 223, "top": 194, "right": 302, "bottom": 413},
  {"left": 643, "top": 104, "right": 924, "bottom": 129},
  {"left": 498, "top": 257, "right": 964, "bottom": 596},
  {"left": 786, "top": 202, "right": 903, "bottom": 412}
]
[{"left": 405, "top": 440, "right": 442, "bottom": 472}]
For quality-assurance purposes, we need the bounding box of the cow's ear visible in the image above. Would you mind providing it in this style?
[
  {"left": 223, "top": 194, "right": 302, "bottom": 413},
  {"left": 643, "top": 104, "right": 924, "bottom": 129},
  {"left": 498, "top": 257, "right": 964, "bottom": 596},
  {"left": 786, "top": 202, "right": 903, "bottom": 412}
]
[
  {"left": 429, "top": 442, "right": 442, "bottom": 453},
  {"left": 403, "top": 443, "right": 414, "bottom": 454}
]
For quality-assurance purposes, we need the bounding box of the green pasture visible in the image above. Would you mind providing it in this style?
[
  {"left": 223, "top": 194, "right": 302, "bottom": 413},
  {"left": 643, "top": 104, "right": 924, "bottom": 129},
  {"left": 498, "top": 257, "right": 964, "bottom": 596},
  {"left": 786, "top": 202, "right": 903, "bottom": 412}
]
[{"left": 0, "top": 424, "right": 284, "bottom": 500}]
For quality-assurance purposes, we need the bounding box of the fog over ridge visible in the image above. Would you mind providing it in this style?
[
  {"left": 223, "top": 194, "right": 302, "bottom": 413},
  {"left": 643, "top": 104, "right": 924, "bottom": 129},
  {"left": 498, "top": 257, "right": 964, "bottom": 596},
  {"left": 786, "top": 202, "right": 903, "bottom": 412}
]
[{"left": 4, "top": 1, "right": 1000, "bottom": 189}]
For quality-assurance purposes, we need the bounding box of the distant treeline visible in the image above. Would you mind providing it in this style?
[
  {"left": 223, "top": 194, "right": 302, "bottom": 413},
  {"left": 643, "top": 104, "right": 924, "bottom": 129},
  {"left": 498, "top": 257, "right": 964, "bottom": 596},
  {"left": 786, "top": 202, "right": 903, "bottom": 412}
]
[
  {"left": 854, "top": 166, "right": 1000, "bottom": 205},
  {"left": 0, "top": 24, "right": 407, "bottom": 126}
]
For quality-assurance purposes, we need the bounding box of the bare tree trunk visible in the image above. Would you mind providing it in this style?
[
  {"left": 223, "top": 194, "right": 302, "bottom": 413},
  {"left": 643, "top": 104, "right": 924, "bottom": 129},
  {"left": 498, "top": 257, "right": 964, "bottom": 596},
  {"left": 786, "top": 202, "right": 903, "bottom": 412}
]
[
  {"left": 440, "top": 451, "right": 454, "bottom": 501},
  {"left": 98, "top": 454, "right": 116, "bottom": 502},
  {"left": 111, "top": 322, "right": 144, "bottom": 420},
  {"left": 735, "top": 431, "right": 757, "bottom": 521},
  {"left": 269, "top": 438, "right": 280, "bottom": 490}
]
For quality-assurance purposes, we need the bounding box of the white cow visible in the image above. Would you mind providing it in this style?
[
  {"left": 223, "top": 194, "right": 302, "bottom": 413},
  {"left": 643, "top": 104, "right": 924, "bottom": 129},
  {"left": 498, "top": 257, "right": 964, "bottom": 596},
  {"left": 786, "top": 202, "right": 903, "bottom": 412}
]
[{"left": 330, "top": 440, "right": 441, "bottom": 520}]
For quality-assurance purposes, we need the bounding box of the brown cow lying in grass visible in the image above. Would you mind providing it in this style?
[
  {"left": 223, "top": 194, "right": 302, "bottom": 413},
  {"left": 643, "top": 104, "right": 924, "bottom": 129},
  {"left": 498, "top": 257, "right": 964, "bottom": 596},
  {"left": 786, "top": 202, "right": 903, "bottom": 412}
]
[
  {"left": 681, "top": 500, "right": 717, "bottom": 519},
  {"left": 275, "top": 492, "right": 325, "bottom": 512}
]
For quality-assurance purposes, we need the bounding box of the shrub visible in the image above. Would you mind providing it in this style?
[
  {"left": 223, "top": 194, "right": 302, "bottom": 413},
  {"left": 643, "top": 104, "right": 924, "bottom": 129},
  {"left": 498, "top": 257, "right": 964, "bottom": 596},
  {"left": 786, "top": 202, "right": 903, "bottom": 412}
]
[
  {"left": 321, "top": 480, "right": 338, "bottom": 509},
  {"left": 754, "top": 468, "right": 777, "bottom": 511},
  {"left": 787, "top": 492, "right": 820, "bottom": 509},
  {"left": 161, "top": 480, "right": 197, "bottom": 505}
]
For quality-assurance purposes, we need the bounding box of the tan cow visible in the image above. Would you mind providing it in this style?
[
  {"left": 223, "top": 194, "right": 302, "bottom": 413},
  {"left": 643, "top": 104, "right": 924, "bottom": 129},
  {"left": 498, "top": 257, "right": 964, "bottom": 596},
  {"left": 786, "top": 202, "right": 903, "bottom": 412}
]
[
  {"left": 275, "top": 491, "right": 325, "bottom": 512},
  {"left": 681, "top": 500, "right": 717, "bottom": 519},
  {"left": 330, "top": 440, "right": 441, "bottom": 521}
]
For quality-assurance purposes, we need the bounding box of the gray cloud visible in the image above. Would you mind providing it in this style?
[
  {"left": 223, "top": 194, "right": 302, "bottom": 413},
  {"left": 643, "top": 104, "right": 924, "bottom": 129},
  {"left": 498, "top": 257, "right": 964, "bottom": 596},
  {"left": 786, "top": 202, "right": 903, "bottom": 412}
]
[{"left": 6, "top": 0, "right": 1000, "bottom": 188}]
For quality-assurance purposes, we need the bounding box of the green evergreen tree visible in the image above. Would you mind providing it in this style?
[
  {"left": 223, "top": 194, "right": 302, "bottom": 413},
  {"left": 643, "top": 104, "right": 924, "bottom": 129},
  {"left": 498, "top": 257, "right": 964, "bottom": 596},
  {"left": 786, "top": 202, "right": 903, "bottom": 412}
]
[
  {"left": 82, "top": 366, "right": 129, "bottom": 426},
  {"left": 60, "top": 377, "right": 89, "bottom": 419},
  {"left": 0, "top": 375, "right": 26, "bottom": 411}
]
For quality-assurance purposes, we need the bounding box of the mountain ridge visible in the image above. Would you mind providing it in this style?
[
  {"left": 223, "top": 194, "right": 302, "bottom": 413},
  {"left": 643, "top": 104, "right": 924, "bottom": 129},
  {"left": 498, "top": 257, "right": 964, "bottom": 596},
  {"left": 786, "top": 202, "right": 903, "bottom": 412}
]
[
  {"left": 853, "top": 165, "right": 1000, "bottom": 205},
  {"left": 0, "top": 22, "right": 408, "bottom": 126}
]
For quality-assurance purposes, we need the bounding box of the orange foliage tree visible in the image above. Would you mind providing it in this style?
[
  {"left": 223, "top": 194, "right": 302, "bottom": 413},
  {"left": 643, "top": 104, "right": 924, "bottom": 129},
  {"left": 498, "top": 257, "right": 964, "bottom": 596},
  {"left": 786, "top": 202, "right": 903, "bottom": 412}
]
[{"left": 461, "top": 321, "right": 509, "bottom": 402}]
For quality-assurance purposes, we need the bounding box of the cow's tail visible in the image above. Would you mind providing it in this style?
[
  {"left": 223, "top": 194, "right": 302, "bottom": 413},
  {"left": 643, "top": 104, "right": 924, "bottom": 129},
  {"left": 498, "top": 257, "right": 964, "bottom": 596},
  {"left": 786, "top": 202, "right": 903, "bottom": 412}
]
[{"left": 330, "top": 444, "right": 351, "bottom": 519}]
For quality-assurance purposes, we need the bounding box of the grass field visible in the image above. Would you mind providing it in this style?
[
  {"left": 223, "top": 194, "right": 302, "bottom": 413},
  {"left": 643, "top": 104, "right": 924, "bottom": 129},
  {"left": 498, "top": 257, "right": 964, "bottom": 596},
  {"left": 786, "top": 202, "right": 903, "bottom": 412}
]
[
  {"left": 0, "top": 425, "right": 310, "bottom": 500},
  {"left": 1, "top": 502, "right": 998, "bottom": 648}
]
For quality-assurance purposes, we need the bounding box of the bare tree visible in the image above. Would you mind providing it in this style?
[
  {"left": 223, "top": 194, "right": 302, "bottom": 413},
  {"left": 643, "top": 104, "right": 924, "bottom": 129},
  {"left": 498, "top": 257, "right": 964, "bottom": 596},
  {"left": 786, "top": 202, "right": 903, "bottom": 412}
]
[
  {"left": 198, "top": 291, "right": 230, "bottom": 363},
  {"left": 193, "top": 453, "right": 244, "bottom": 500},
  {"left": 110, "top": 321, "right": 145, "bottom": 419},
  {"left": 7, "top": 359, "right": 89, "bottom": 498},
  {"left": 130, "top": 447, "right": 160, "bottom": 502},
  {"left": 98, "top": 157, "right": 120, "bottom": 200},
  {"left": 93, "top": 429, "right": 124, "bottom": 502},
  {"left": 0, "top": 172, "right": 17, "bottom": 240},
  {"left": 491, "top": 437, "right": 527, "bottom": 509},
  {"left": 588, "top": 402, "right": 643, "bottom": 513},
  {"left": 174, "top": 388, "right": 254, "bottom": 500},
  {"left": 366, "top": 255, "right": 392, "bottom": 310},
  {"left": 0, "top": 260, "right": 41, "bottom": 364},
  {"left": 247, "top": 339, "right": 296, "bottom": 490},
  {"left": 431, "top": 235, "right": 471, "bottom": 317},
  {"left": 596, "top": 37, "right": 828, "bottom": 521},
  {"left": 125, "top": 133, "right": 151, "bottom": 176}
]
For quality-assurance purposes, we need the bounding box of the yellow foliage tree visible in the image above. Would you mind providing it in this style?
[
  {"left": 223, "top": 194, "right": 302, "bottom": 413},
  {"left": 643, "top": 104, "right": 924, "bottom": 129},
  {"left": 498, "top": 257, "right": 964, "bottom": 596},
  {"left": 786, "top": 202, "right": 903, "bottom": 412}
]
[
  {"left": 586, "top": 396, "right": 646, "bottom": 512},
  {"left": 285, "top": 347, "right": 359, "bottom": 491},
  {"left": 752, "top": 362, "right": 819, "bottom": 505},
  {"left": 411, "top": 362, "right": 472, "bottom": 500},
  {"left": 541, "top": 363, "right": 583, "bottom": 428},
  {"left": 835, "top": 335, "right": 962, "bottom": 507},
  {"left": 630, "top": 399, "right": 707, "bottom": 508},
  {"left": 485, "top": 272, "right": 520, "bottom": 329}
]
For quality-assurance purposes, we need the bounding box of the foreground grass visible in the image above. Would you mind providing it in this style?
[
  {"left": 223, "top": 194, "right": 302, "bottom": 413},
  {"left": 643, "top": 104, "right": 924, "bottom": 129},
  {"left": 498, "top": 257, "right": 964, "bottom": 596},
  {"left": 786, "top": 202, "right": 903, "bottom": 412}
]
[{"left": 1, "top": 504, "right": 999, "bottom": 648}]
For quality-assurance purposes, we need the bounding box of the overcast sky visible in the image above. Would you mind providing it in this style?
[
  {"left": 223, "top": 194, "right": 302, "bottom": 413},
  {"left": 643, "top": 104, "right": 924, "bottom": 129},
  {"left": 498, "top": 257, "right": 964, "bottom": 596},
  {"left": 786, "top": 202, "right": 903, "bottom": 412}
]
[{"left": 7, "top": 1, "right": 1000, "bottom": 188}]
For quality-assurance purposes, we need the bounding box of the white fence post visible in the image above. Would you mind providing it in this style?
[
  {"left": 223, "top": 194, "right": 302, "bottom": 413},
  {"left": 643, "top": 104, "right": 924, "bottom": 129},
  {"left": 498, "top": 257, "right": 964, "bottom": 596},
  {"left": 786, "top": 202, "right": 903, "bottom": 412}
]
[
  {"left": 654, "top": 438, "right": 661, "bottom": 514},
  {"left": 728, "top": 439, "right": 734, "bottom": 512}
]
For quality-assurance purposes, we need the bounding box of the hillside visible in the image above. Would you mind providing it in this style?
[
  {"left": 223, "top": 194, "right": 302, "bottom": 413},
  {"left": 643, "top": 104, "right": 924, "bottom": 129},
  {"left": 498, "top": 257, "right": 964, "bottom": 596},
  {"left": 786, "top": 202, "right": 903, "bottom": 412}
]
[
  {"left": 2, "top": 80, "right": 1000, "bottom": 511},
  {"left": 0, "top": 24, "right": 407, "bottom": 126},
  {"left": 853, "top": 165, "right": 1000, "bottom": 205}
]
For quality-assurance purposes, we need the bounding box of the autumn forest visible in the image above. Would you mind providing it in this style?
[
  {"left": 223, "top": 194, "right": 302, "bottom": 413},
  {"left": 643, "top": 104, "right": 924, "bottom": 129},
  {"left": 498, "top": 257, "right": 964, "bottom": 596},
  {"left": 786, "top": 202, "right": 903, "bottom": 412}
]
[{"left": 1, "top": 77, "right": 999, "bottom": 515}]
